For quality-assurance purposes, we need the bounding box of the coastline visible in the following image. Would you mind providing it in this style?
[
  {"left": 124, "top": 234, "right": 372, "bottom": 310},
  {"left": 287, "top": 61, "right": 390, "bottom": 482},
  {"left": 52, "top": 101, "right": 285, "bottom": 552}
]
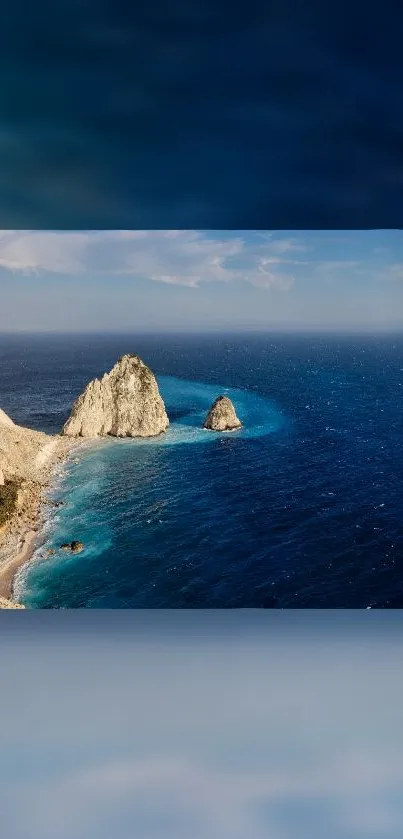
[
  {"left": 0, "top": 530, "right": 38, "bottom": 605},
  {"left": 0, "top": 436, "right": 79, "bottom": 607}
]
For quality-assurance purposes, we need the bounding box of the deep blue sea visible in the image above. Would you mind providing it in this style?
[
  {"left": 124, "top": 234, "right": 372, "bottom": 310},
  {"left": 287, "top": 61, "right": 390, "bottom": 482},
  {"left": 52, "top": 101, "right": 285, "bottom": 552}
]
[{"left": 1, "top": 332, "right": 403, "bottom": 608}]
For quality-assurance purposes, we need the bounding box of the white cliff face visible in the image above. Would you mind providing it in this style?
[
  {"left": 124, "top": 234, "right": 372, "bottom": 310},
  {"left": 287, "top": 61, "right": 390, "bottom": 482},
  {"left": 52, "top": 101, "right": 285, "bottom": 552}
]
[
  {"left": 203, "top": 395, "right": 242, "bottom": 431},
  {"left": 62, "top": 354, "right": 169, "bottom": 438},
  {"left": 0, "top": 407, "right": 59, "bottom": 484},
  {"left": 0, "top": 408, "right": 15, "bottom": 428}
]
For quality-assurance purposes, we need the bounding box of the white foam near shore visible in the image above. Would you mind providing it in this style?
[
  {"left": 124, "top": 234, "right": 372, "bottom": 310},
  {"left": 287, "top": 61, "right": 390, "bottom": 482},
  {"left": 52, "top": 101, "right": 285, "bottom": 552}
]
[
  {"left": 11, "top": 438, "right": 114, "bottom": 605},
  {"left": 124, "top": 375, "right": 284, "bottom": 447},
  {"left": 0, "top": 428, "right": 87, "bottom": 605},
  {"left": 34, "top": 439, "right": 59, "bottom": 469}
]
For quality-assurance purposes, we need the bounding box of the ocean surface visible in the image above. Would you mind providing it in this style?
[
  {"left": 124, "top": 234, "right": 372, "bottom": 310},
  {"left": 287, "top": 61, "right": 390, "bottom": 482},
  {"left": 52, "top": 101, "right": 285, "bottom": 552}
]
[{"left": 1, "top": 332, "right": 403, "bottom": 609}]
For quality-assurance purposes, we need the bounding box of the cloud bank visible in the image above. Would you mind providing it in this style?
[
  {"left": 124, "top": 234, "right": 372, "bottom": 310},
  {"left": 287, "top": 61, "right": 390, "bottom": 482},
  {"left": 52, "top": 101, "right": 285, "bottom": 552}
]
[
  {"left": 2, "top": 625, "right": 403, "bottom": 839},
  {"left": 3, "top": 747, "right": 403, "bottom": 839},
  {"left": 0, "top": 230, "right": 306, "bottom": 289},
  {"left": 1, "top": 230, "right": 402, "bottom": 331}
]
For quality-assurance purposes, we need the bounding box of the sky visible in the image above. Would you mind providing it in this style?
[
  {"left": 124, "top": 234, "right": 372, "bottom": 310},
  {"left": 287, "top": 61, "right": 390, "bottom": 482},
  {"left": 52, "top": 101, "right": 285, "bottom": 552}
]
[
  {"left": 1, "top": 611, "right": 403, "bottom": 839},
  {"left": 1, "top": 229, "right": 403, "bottom": 332},
  {"left": 1, "top": 1, "right": 403, "bottom": 229}
]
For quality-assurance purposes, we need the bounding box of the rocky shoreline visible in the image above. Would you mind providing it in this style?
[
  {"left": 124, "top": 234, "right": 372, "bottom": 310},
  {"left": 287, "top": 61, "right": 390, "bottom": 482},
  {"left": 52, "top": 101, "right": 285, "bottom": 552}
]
[{"left": 0, "top": 435, "right": 78, "bottom": 608}]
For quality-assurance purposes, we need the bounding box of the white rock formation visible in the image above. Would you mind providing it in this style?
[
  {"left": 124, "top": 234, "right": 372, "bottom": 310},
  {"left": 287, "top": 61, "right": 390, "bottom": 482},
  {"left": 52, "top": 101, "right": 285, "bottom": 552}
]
[
  {"left": 0, "top": 408, "right": 15, "bottom": 428},
  {"left": 62, "top": 354, "right": 169, "bottom": 438},
  {"left": 0, "top": 469, "right": 4, "bottom": 487},
  {"left": 203, "top": 395, "right": 242, "bottom": 431},
  {"left": 0, "top": 407, "right": 57, "bottom": 484}
]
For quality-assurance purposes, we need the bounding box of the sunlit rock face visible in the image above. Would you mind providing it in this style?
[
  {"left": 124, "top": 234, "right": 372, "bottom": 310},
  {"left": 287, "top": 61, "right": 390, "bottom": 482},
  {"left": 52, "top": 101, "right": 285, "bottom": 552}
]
[
  {"left": 203, "top": 395, "right": 242, "bottom": 431},
  {"left": 62, "top": 354, "right": 169, "bottom": 438},
  {"left": 0, "top": 408, "right": 15, "bottom": 428}
]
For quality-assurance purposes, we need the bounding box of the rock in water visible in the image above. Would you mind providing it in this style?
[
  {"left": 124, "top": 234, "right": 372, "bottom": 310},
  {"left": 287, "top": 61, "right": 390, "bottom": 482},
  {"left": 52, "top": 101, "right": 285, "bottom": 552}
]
[
  {"left": 203, "top": 396, "right": 242, "bottom": 431},
  {"left": 60, "top": 541, "right": 84, "bottom": 553},
  {"left": 70, "top": 540, "right": 84, "bottom": 553},
  {"left": 62, "top": 354, "right": 169, "bottom": 438}
]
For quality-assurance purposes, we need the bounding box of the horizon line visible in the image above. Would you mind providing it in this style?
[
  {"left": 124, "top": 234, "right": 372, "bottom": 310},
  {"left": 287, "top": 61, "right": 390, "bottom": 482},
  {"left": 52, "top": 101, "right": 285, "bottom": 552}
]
[{"left": 0, "top": 327, "right": 403, "bottom": 337}]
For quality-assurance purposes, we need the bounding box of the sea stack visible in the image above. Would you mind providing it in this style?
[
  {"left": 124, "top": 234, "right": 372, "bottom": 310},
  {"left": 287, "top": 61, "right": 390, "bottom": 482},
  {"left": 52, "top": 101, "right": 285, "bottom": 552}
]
[
  {"left": 203, "top": 395, "right": 242, "bottom": 432},
  {"left": 62, "top": 354, "right": 169, "bottom": 438}
]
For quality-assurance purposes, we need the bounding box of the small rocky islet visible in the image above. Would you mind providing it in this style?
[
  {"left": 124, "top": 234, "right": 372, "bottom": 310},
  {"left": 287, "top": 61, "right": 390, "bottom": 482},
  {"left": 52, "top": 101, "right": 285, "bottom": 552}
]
[
  {"left": 60, "top": 541, "right": 84, "bottom": 554},
  {"left": 203, "top": 395, "right": 242, "bottom": 432}
]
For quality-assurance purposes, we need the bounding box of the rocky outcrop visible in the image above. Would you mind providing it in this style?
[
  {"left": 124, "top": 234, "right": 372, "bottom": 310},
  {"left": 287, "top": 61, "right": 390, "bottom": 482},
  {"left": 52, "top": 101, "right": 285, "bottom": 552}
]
[
  {"left": 60, "top": 541, "right": 84, "bottom": 554},
  {"left": 203, "top": 396, "right": 242, "bottom": 431},
  {"left": 0, "top": 468, "right": 4, "bottom": 487},
  {"left": 62, "top": 354, "right": 169, "bottom": 438},
  {"left": 0, "top": 407, "right": 75, "bottom": 607},
  {"left": 0, "top": 595, "right": 25, "bottom": 609},
  {"left": 0, "top": 408, "right": 15, "bottom": 429},
  {"left": 0, "top": 478, "right": 20, "bottom": 528},
  {"left": 0, "top": 408, "right": 61, "bottom": 484}
]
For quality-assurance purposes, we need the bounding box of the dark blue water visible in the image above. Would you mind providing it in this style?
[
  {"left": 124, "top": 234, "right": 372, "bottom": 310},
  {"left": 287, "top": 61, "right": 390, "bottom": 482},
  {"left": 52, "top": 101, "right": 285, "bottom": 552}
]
[{"left": 1, "top": 332, "right": 403, "bottom": 608}]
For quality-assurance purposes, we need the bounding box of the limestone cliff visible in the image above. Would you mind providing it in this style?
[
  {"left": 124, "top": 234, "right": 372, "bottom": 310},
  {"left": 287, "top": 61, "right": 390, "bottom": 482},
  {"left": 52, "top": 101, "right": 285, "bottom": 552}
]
[
  {"left": 62, "top": 354, "right": 169, "bottom": 438},
  {"left": 0, "top": 408, "right": 15, "bottom": 429},
  {"left": 203, "top": 396, "right": 242, "bottom": 431},
  {"left": 0, "top": 407, "right": 74, "bottom": 609},
  {"left": 0, "top": 408, "right": 56, "bottom": 484}
]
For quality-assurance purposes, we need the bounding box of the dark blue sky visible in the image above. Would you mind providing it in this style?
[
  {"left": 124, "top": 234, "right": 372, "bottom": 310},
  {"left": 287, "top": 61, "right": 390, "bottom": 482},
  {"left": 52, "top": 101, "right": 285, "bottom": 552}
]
[{"left": 1, "top": 1, "right": 403, "bottom": 227}]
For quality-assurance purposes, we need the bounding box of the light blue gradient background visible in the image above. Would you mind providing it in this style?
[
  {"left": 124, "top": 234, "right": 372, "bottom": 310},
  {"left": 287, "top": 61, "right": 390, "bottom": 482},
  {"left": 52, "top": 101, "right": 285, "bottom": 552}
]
[
  {"left": 1, "top": 230, "right": 403, "bottom": 332},
  {"left": 1, "top": 612, "right": 403, "bottom": 838}
]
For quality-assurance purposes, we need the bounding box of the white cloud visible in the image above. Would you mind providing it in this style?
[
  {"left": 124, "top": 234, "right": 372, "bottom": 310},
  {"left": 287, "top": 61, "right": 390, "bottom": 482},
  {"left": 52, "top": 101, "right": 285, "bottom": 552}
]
[
  {"left": 0, "top": 230, "right": 304, "bottom": 290},
  {"left": 0, "top": 231, "right": 93, "bottom": 274},
  {"left": 2, "top": 639, "right": 403, "bottom": 839},
  {"left": 3, "top": 748, "right": 403, "bottom": 839}
]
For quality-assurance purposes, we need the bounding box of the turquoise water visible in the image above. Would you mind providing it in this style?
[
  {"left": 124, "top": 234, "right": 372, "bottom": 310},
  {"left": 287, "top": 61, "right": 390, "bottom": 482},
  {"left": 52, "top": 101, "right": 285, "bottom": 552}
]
[{"left": 15, "top": 375, "right": 284, "bottom": 607}]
